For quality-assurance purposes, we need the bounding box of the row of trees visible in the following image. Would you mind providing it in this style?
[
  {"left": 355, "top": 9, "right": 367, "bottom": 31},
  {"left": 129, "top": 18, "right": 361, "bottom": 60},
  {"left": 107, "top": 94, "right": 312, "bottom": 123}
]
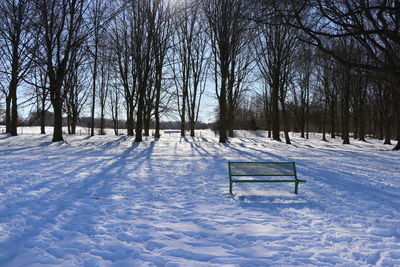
[
  {"left": 289, "top": 0, "right": 400, "bottom": 150},
  {"left": 0, "top": 0, "right": 399, "bottom": 150}
]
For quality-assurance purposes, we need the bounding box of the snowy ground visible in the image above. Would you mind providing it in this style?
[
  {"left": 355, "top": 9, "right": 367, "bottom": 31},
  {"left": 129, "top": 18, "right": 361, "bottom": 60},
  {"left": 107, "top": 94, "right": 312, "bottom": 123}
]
[{"left": 0, "top": 127, "right": 399, "bottom": 266}]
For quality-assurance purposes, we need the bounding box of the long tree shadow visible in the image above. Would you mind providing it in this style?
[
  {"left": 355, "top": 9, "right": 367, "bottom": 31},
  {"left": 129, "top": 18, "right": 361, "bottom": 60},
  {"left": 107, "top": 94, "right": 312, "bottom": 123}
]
[
  {"left": 69, "top": 141, "right": 157, "bottom": 199},
  {"left": 190, "top": 141, "right": 226, "bottom": 160},
  {"left": 0, "top": 140, "right": 155, "bottom": 263},
  {"left": 301, "top": 162, "right": 400, "bottom": 208},
  {"left": 223, "top": 142, "right": 287, "bottom": 161},
  {"left": 0, "top": 134, "right": 12, "bottom": 140}
]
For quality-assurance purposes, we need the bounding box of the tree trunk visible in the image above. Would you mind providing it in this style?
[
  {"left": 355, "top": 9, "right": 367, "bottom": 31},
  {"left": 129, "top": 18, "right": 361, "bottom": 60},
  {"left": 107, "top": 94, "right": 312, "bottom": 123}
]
[
  {"left": 306, "top": 85, "right": 310, "bottom": 139},
  {"left": 113, "top": 111, "right": 119, "bottom": 136},
  {"left": 330, "top": 102, "right": 335, "bottom": 138},
  {"left": 219, "top": 79, "right": 227, "bottom": 143},
  {"left": 228, "top": 76, "right": 234, "bottom": 138},
  {"left": 300, "top": 118, "right": 306, "bottom": 138},
  {"left": 281, "top": 102, "right": 291, "bottom": 144},
  {"left": 383, "top": 83, "right": 393, "bottom": 144},
  {"left": 154, "top": 112, "right": 160, "bottom": 138},
  {"left": 342, "top": 112, "right": 350, "bottom": 144},
  {"left": 144, "top": 115, "right": 150, "bottom": 136},
  {"left": 154, "top": 77, "right": 161, "bottom": 138},
  {"left": 126, "top": 102, "right": 134, "bottom": 136},
  {"left": 52, "top": 94, "right": 64, "bottom": 142},
  {"left": 135, "top": 85, "right": 145, "bottom": 142},
  {"left": 322, "top": 101, "right": 327, "bottom": 141},
  {"left": 67, "top": 114, "right": 71, "bottom": 134},
  {"left": 5, "top": 96, "right": 11, "bottom": 133},
  {"left": 300, "top": 113, "right": 305, "bottom": 138},
  {"left": 112, "top": 96, "right": 119, "bottom": 136},
  {"left": 180, "top": 97, "right": 186, "bottom": 137},
  {"left": 228, "top": 103, "right": 234, "bottom": 138},
  {"left": 100, "top": 106, "right": 105, "bottom": 135},
  {"left": 40, "top": 106, "right": 46, "bottom": 134},
  {"left": 394, "top": 116, "right": 400, "bottom": 150},
  {"left": 264, "top": 89, "right": 272, "bottom": 138},
  {"left": 394, "top": 141, "right": 400, "bottom": 151},
  {"left": 90, "top": 32, "right": 99, "bottom": 137},
  {"left": 384, "top": 119, "right": 392, "bottom": 145},
  {"left": 271, "top": 74, "right": 280, "bottom": 141},
  {"left": 71, "top": 111, "right": 77, "bottom": 134},
  {"left": 342, "top": 79, "right": 350, "bottom": 144},
  {"left": 358, "top": 101, "right": 366, "bottom": 141},
  {"left": 10, "top": 88, "right": 18, "bottom": 136},
  {"left": 298, "top": 103, "right": 305, "bottom": 138},
  {"left": 394, "top": 85, "right": 400, "bottom": 150},
  {"left": 10, "top": 72, "right": 18, "bottom": 136},
  {"left": 90, "top": 72, "right": 96, "bottom": 136},
  {"left": 267, "top": 119, "right": 271, "bottom": 138},
  {"left": 190, "top": 117, "right": 195, "bottom": 137},
  {"left": 353, "top": 100, "right": 359, "bottom": 139}
]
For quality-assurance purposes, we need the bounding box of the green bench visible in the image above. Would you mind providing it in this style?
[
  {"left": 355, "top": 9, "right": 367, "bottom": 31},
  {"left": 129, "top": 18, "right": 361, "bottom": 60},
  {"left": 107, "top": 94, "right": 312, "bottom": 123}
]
[{"left": 228, "top": 161, "right": 306, "bottom": 194}]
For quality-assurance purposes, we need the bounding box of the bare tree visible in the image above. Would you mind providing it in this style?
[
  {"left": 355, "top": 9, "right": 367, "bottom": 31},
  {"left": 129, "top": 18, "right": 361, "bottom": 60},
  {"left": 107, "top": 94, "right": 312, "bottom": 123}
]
[
  {"left": 329, "top": 39, "right": 364, "bottom": 145},
  {"left": 375, "top": 76, "right": 395, "bottom": 145},
  {"left": 315, "top": 52, "right": 334, "bottom": 141},
  {"left": 323, "top": 57, "right": 339, "bottom": 139},
  {"left": 227, "top": 36, "right": 253, "bottom": 138},
  {"left": 30, "top": 65, "right": 50, "bottom": 134},
  {"left": 172, "top": 0, "right": 209, "bottom": 137},
  {"left": 172, "top": 2, "right": 194, "bottom": 137},
  {"left": 34, "top": 0, "right": 88, "bottom": 142},
  {"left": 255, "top": 14, "right": 299, "bottom": 144},
  {"left": 98, "top": 52, "right": 110, "bottom": 135},
  {"left": 131, "top": 0, "right": 155, "bottom": 142},
  {"left": 110, "top": 8, "right": 136, "bottom": 136},
  {"left": 292, "top": 47, "right": 313, "bottom": 139},
  {"left": 143, "top": 71, "right": 156, "bottom": 136},
  {"left": 187, "top": 11, "right": 209, "bottom": 137},
  {"left": 350, "top": 64, "right": 369, "bottom": 142},
  {"left": 108, "top": 82, "right": 122, "bottom": 135},
  {"left": 150, "top": 0, "right": 172, "bottom": 138},
  {"left": 63, "top": 49, "right": 89, "bottom": 134},
  {"left": 260, "top": 79, "right": 272, "bottom": 138},
  {"left": 0, "top": 0, "right": 34, "bottom": 136},
  {"left": 284, "top": 0, "right": 400, "bottom": 149},
  {"left": 88, "top": 0, "right": 112, "bottom": 136},
  {"left": 254, "top": 19, "right": 281, "bottom": 141},
  {"left": 203, "top": 0, "right": 247, "bottom": 143}
]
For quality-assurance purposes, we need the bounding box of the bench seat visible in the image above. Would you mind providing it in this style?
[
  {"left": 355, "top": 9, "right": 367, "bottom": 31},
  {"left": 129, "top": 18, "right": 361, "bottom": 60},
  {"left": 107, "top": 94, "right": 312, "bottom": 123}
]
[{"left": 228, "top": 161, "right": 306, "bottom": 194}]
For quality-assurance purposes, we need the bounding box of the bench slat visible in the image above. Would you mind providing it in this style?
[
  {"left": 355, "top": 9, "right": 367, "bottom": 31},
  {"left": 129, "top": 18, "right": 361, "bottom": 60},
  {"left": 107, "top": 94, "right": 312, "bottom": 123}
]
[
  {"left": 230, "top": 174, "right": 296, "bottom": 177},
  {"left": 233, "top": 179, "right": 306, "bottom": 183},
  {"left": 229, "top": 162, "right": 296, "bottom": 176}
]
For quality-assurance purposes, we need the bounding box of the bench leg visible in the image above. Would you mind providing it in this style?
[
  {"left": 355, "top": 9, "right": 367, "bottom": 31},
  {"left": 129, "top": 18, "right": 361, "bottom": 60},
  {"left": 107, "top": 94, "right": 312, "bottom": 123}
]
[
  {"left": 229, "top": 180, "right": 233, "bottom": 194},
  {"left": 294, "top": 181, "right": 299, "bottom": 194}
]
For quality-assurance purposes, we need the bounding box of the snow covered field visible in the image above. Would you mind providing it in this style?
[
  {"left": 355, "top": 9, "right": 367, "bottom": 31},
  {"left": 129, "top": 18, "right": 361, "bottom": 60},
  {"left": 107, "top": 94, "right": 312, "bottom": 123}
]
[{"left": 0, "top": 127, "right": 399, "bottom": 266}]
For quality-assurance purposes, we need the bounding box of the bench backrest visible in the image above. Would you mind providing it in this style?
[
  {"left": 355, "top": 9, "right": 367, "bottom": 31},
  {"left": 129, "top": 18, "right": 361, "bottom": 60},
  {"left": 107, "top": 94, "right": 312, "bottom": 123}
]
[{"left": 228, "top": 162, "right": 296, "bottom": 177}]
